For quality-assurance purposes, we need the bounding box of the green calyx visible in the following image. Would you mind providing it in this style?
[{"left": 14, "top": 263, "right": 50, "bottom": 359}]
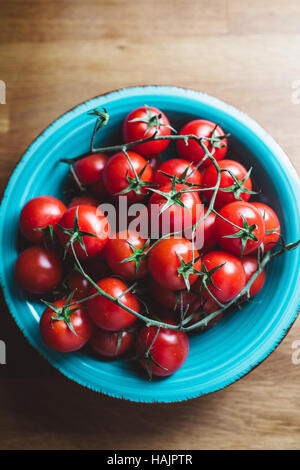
[
  {"left": 33, "top": 224, "right": 55, "bottom": 247},
  {"left": 120, "top": 238, "right": 150, "bottom": 274},
  {"left": 219, "top": 167, "right": 257, "bottom": 201},
  {"left": 42, "top": 291, "right": 78, "bottom": 336},
  {"left": 57, "top": 207, "right": 98, "bottom": 258},
  {"left": 157, "top": 161, "right": 202, "bottom": 187},
  {"left": 128, "top": 104, "right": 176, "bottom": 135},
  {"left": 209, "top": 124, "right": 230, "bottom": 152},
  {"left": 176, "top": 252, "right": 202, "bottom": 291},
  {"left": 149, "top": 175, "right": 193, "bottom": 215},
  {"left": 222, "top": 214, "right": 258, "bottom": 255}
]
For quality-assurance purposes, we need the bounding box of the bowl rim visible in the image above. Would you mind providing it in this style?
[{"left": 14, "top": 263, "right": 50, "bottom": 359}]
[{"left": 1, "top": 85, "right": 300, "bottom": 403}]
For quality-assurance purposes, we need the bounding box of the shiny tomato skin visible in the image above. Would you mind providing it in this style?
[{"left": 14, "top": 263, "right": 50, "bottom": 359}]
[
  {"left": 251, "top": 202, "right": 280, "bottom": 251},
  {"left": 73, "top": 153, "right": 108, "bottom": 199},
  {"left": 40, "top": 299, "right": 93, "bottom": 352},
  {"left": 241, "top": 256, "right": 265, "bottom": 297},
  {"left": 148, "top": 237, "right": 202, "bottom": 291},
  {"left": 90, "top": 328, "right": 135, "bottom": 357},
  {"left": 148, "top": 183, "right": 203, "bottom": 236},
  {"left": 103, "top": 151, "right": 153, "bottom": 203},
  {"left": 105, "top": 230, "right": 148, "bottom": 280},
  {"left": 177, "top": 120, "right": 227, "bottom": 167},
  {"left": 123, "top": 106, "right": 171, "bottom": 157},
  {"left": 190, "top": 207, "right": 217, "bottom": 252},
  {"left": 19, "top": 195, "right": 66, "bottom": 244},
  {"left": 66, "top": 270, "right": 91, "bottom": 300},
  {"left": 154, "top": 158, "right": 202, "bottom": 187},
  {"left": 199, "top": 250, "right": 246, "bottom": 303},
  {"left": 216, "top": 201, "right": 265, "bottom": 255},
  {"left": 57, "top": 205, "right": 110, "bottom": 259},
  {"left": 87, "top": 277, "right": 139, "bottom": 331},
  {"left": 15, "top": 246, "right": 62, "bottom": 294},
  {"left": 68, "top": 195, "right": 99, "bottom": 209},
  {"left": 136, "top": 325, "right": 189, "bottom": 377},
  {"left": 203, "top": 159, "right": 253, "bottom": 209},
  {"left": 148, "top": 154, "right": 163, "bottom": 173}
]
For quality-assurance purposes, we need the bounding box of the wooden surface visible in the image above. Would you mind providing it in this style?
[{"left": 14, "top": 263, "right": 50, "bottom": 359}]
[{"left": 0, "top": 0, "right": 300, "bottom": 450}]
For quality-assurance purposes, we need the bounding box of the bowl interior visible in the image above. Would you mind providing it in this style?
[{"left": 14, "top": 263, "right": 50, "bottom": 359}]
[{"left": 1, "top": 86, "right": 299, "bottom": 402}]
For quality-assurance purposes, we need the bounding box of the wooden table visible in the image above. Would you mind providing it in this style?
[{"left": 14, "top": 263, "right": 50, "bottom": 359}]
[{"left": 0, "top": 0, "right": 300, "bottom": 450}]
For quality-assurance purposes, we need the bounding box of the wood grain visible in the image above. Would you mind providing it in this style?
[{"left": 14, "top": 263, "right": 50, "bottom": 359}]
[{"left": 0, "top": 0, "right": 299, "bottom": 450}]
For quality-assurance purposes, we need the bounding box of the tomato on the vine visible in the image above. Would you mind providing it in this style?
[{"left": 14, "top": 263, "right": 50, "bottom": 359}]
[
  {"left": 148, "top": 183, "right": 203, "bottom": 236},
  {"left": 136, "top": 325, "right": 189, "bottom": 377},
  {"left": 15, "top": 246, "right": 62, "bottom": 294},
  {"left": 19, "top": 195, "right": 66, "bottom": 244},
  {"left": 105, "top": 230, "right": 148, "bottom": 280},
  {"left": 252, "top": 202, "right": 280, "bottom": 251},
  {"left": 40, "top": 299, "right": 93, "bottom": 352},
  {"left": 241, "top": 256, "right": 265, "bottom": 297},
  {"left": 103, "top": 151, "right": 153, "bottom": 203},
  {"left": 123, "top": 106, "right": 172, "bottom": 157},
  {"left": 154, "top": 158, "right": 202, "bottom": 187},
  {"left": 215, "top": 201, "right": 265, "bottom": 255},
  {"left": 193, "top": 250, "right": 246, "bottom": 303},
  {"left": 90, "top": 328, "right": 135, "bottom": 357},
  {"left": 87, "top": 277, "right": 139, "bottom": 331},
  {"left": 73, "top": 153, "right": 108, "bottom": 199},
  {"left": 203, "top": 159, "right": 253, "bottom": 209},
  {"left": 148, "top": 237, "right": 202, "bottom": 291},
  {"left": 57, "top": 204, "right": 110, "bottom": 259},
  {"left": 177, "top": 120, "right": 227, "bottom": 167}
]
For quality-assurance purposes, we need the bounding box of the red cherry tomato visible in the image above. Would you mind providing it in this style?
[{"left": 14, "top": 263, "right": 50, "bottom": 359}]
[
  {"left": 241, "top": 256, "right": 265, "bottom": 297},
  {"left": 177, "top": 120, "right": 227, "bottom": 167},
  {"left": 68, "top": 195, "right": 99, "bottom": 209},
  {"left": 15, "top": 246, "right": 62, "bottom": 294},
  {"left": 148, "top": 183, "right": 203, "bottom": 236},
  {"left": 195, "top": 250, "right": 246, "bottom": 303},
  {"left": 149, "top": 278, "right": 200, "bottom": 312},
  {"left": 136, "top": 325, "right": 189, "bottom": 377},
  {"left": 123, "top": 106, "right": 171, "bottom": 157},
  {"left": 216, "top": 201, "right": 265, "bottom": 255},
  {"left": 105, "top": 230, "right": 148, "bottom": 280},
  {"left": 252, "top": 202, "right": 280, "bottom": 251},
  {"left": 154, "top": 158, "right": 202, "bottom": 187},
  {"left": 19, "top": 196, "right": 66, "bottom": 244},
  {"left": 40, "top": 299, "right": 93, "bottom": 352},
  {"left": 103, "top": 151, "right": 153, "bottom": 203},
  {"left": 90, "top": 328, "right": 135, "bottom": 357},
  {"left": 87, "top": 277, "right": 139, "bottom": 331},
  {"left": 203, "top": 159, "right": 253, "bottom": 209},
  {"left": 66, "top": 270, "right": 91, "bottom": 300},
  {"left": 57, "top": 205, "right": 110, "bottom": 259},
  {"left": 188, "top": 207, "right": 217, "bottom": 252},
  {"left": 148, "top": 154, "right": 163, "bottom": 173},
  {"left": 73, "top": 153, "right": 108, "bottom": 199},
  {"left": 148, "top": 237, "right": 202, "bottom": 291}
]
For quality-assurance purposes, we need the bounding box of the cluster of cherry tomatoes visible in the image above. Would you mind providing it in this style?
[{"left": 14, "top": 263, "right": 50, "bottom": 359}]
[{"left": 14, "top": 105, "right": 281, "bottom": 379}]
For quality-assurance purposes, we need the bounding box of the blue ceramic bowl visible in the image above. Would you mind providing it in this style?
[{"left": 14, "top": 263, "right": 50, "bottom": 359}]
[{"left": 1, "top": 86, "right": 300, "bottom": 402}]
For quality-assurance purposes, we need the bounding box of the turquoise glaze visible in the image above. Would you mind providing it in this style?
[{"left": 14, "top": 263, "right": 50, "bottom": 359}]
[{"left": 0, "top": 86, "right": 299, "bottom": 402}]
